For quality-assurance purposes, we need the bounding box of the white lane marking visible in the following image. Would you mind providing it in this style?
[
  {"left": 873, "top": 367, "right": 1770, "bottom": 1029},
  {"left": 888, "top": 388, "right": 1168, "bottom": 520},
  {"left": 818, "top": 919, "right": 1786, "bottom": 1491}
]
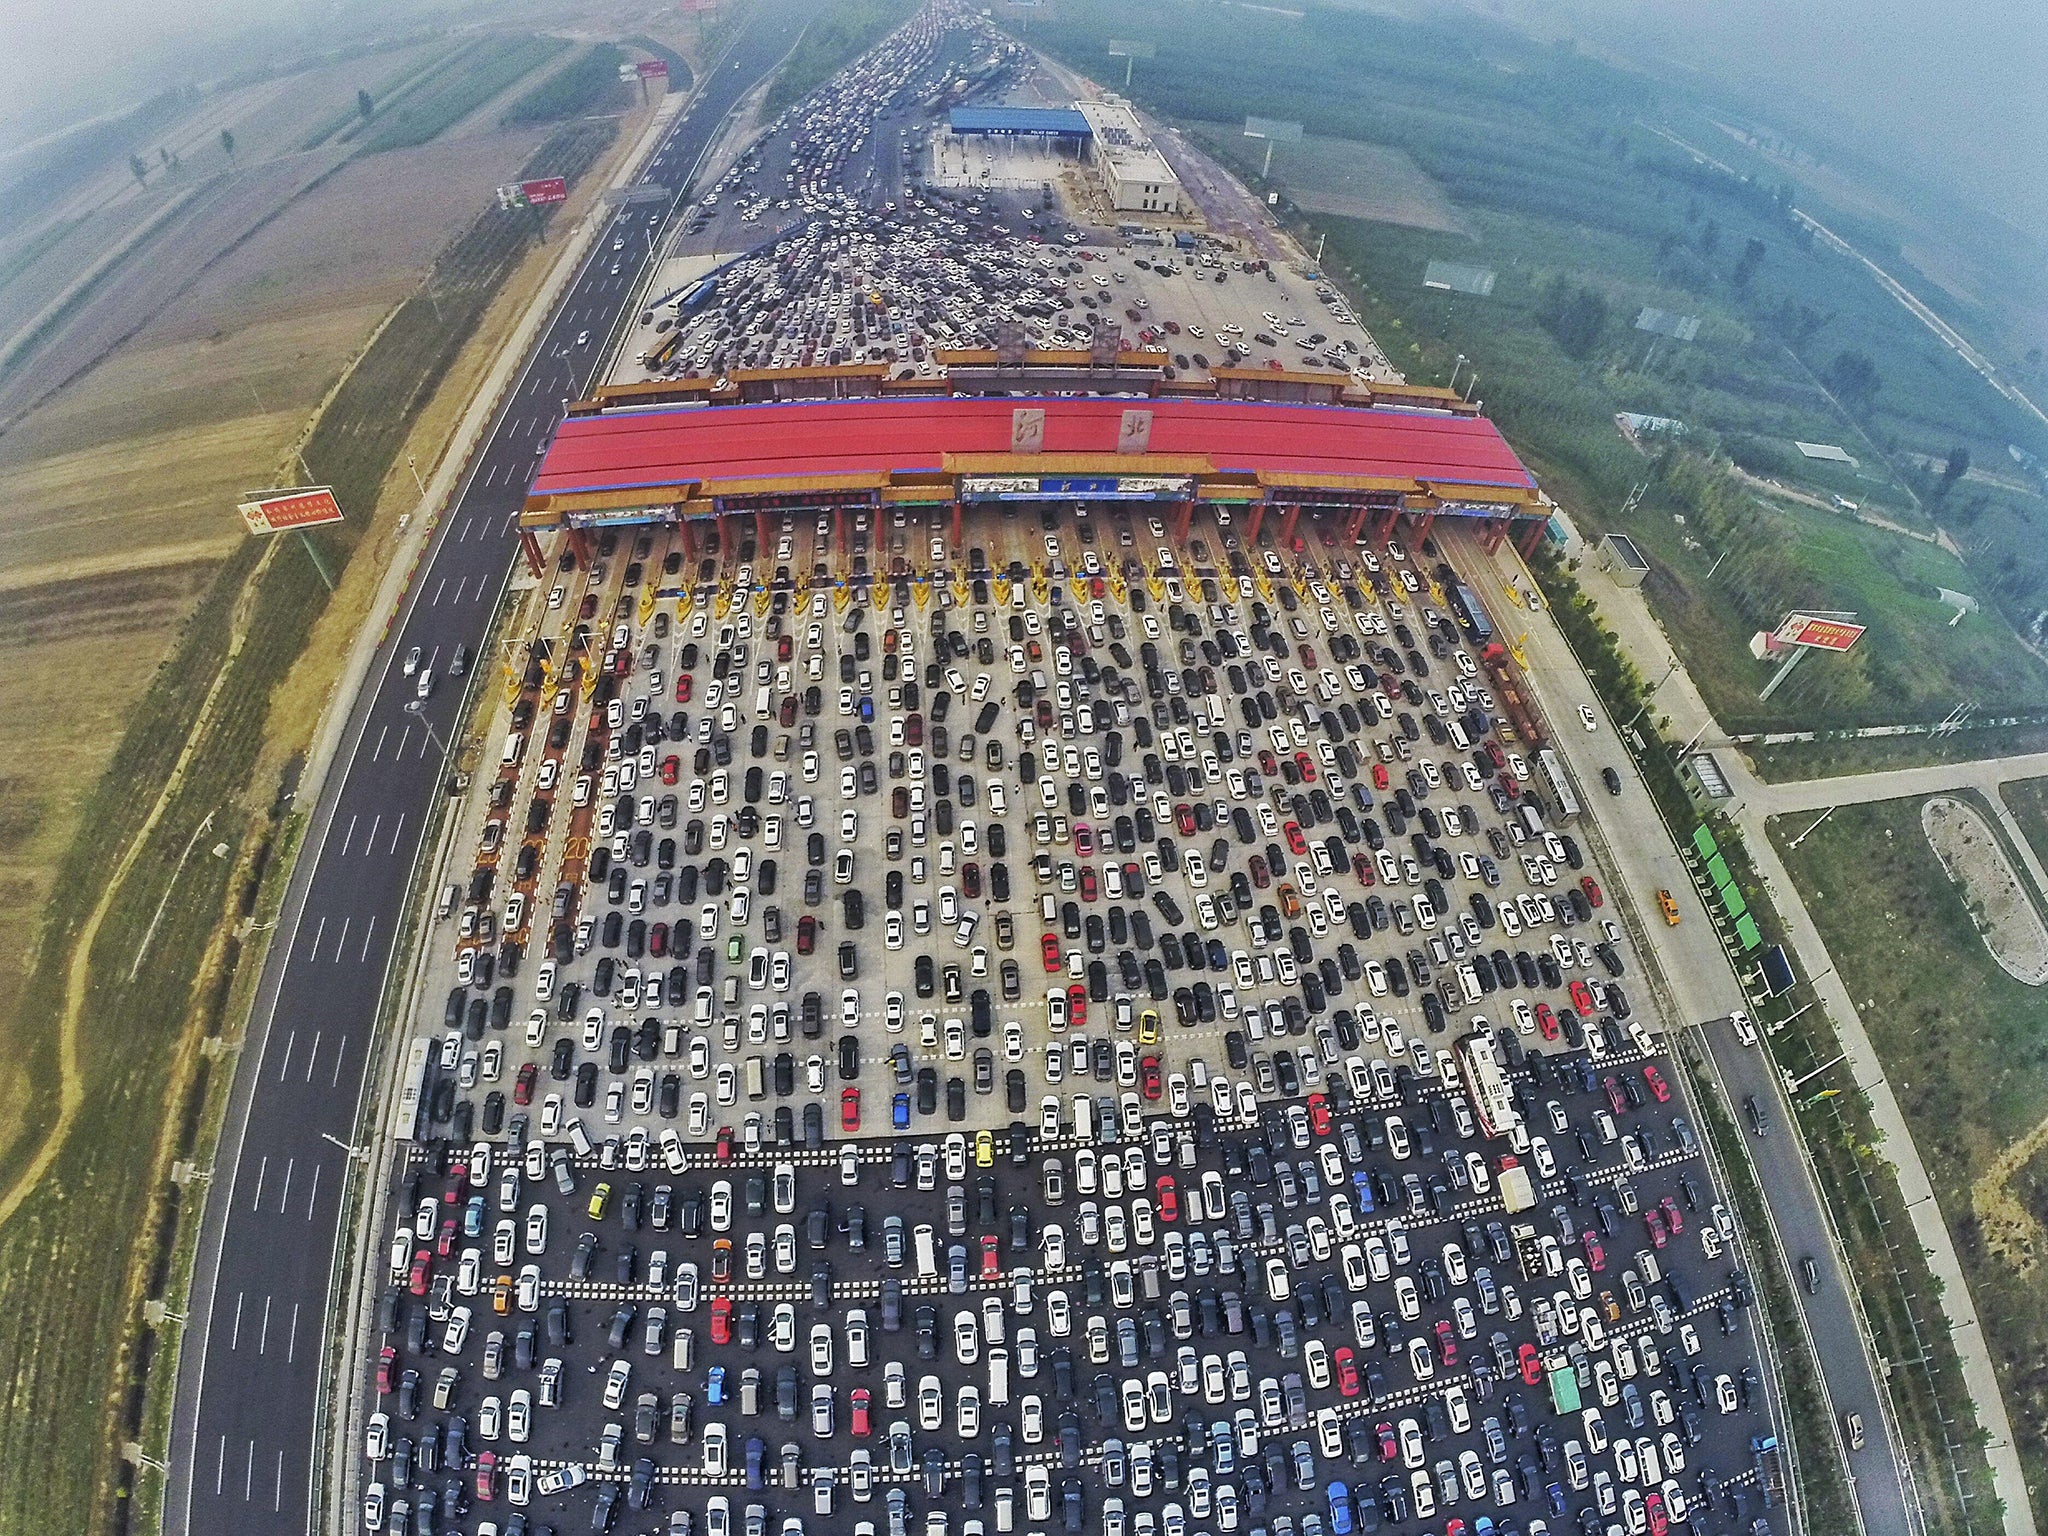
[
  {"left": 359, "top": 915, "right": 379, "bottom": 963},
  {"left": 286, "top": 1301, "right": 302, "bottom": 1364},
  {"left": 302, "top": 1032, "right": 320, "bottom": 1082},
  {"left": 363, "top": 815, "right": 381, "bottom": 855},
  {"left": 304, "top": 917, "right": 326, "bottom": 962},
  {"left": 386, "top": 814, "right": 406, "bottom": 855},
  {"left": 331, "top": 916, "right": 350, "bottom": 962},
  {"left": 305, "top": 1163, "right": 321, "bottom": 1223},
  {"left": 274, "top": 1033, "right": 295, "bottom": 1082},
  {"left": 229, "top": 1291, "right": 245, "bottom": 1350},
  {"left": 275, "top": 1158, "right": 294, "bottom": 1215},
  {"left": 430, "top": 577, "right": 447, "bottom": 606},
  {"left": 273, "top": 1449, "right": 284, "bottom": 1512},
  {"left": 338, "top": 814, "right": 357, "bottom": 857},
  {"left": 394, "top": 725, "right": 413, "bottom": 759},
  {"left": 244, "top": 1440, "right": 254, "bottom": 1502},
  {"left": 215, "top": 1435, "right": 226, "bottom": 1495},
  {"left": 371, "top": 724, "right": 388, "bottom": 762},
  {"left": 450, "top": 577, "right": 467, "bottom": 606},
  {"left": 257, "top": 1293, "right": 272, "bottom": 1355},
  {"left": 331, "top": 1040, "right": 348, "bottom": 1087}
]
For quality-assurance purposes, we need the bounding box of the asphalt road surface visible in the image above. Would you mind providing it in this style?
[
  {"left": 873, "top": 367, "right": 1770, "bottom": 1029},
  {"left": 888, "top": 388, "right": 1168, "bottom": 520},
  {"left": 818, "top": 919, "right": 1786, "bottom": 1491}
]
[{"left": 165, "top": 5, "right": 827, "bottom": 1531}]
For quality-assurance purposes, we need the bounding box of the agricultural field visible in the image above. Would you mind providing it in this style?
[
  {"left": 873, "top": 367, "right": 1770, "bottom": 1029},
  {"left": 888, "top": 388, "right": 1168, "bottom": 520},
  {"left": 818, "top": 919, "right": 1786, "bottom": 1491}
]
[
  {"left": 1030, "top": 0, "right": 2048, "bottom": 732},
  {"left": 1191, "top": 125, "right": 1465, "bottom": 232},
  {"left": 1773, "top": 798, "right": 2048, "bottom": 1513}
]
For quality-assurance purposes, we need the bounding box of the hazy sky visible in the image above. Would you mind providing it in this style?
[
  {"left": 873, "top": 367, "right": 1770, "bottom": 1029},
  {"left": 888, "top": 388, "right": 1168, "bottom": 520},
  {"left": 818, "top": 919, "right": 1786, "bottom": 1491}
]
[{"left": 1482, "top": 0, "right": 2048, "bottom": 245}]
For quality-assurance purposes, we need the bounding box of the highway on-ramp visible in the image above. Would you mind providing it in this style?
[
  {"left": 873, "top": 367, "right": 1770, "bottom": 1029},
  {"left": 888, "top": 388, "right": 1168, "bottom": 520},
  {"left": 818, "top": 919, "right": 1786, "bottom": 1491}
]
[{"left": 166, "top": 7, "right": 820, "bottom": 1530}]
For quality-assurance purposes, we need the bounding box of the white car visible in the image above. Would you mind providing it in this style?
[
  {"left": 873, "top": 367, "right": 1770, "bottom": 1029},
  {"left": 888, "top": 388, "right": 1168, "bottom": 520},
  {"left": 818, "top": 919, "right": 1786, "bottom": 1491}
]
[{"left": 1579, "top": 705, "right": 1599, "bottom": 731}]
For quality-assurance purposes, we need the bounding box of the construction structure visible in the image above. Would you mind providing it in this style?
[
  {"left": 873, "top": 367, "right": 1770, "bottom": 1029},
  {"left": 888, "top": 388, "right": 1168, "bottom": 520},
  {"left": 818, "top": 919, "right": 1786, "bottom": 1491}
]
[
  {"left": 1073, "top": 98, "right": 1184, "bottom": 216},
  {"left": 515, "top": 360, "right": 1550, "bottom": 573}
]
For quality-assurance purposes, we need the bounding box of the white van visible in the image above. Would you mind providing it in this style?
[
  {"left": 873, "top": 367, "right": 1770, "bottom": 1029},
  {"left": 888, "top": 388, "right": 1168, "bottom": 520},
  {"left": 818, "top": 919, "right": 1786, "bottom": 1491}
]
[
  {"left": 502, "top": 730, "right": 526, "bottom": 766},
  {"left": 438, "top": 883, "right": 462, "bottom": 920},
  {"left": 913, "top": 1224, "right": 938, "bottom": 1277},
  {"left": 987, "top": 1347, "right": 1011, "bottom": 1406}
]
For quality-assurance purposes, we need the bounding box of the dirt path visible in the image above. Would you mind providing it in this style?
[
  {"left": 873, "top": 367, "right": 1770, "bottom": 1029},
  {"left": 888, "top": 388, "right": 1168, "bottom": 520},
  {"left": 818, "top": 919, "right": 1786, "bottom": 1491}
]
[{"left": 0, "top": 536, "right": 278, "bottom": 1233}]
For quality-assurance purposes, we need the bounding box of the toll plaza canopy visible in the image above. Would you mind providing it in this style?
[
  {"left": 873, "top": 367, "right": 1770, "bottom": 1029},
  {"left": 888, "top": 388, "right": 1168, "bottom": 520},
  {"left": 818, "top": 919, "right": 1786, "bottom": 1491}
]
[{"left": 523, "top": 395, "right": 1538, "bottom": 523}]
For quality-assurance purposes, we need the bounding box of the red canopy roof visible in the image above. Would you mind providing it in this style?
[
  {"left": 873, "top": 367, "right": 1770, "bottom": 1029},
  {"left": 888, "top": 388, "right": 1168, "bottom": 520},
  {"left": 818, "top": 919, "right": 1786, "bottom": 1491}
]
[{"left": 530, "top": 395, "right": 1534, "bottom": 498}]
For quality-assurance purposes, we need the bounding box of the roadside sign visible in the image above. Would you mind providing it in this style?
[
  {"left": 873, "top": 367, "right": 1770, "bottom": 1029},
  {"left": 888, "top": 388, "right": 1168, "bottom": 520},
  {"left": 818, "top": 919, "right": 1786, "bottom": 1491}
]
[
  {"left": 1775, "top": 613, "right": 1865, "bottom": 652},
  {"left": 238, "top": 486, "right": 344, "bottom": 535},
  {"left": 498, "top": 177, "right": 569, "bottom": 210},
  {"left": 637, "top": 59, "right": 669, "bottom": 79}
]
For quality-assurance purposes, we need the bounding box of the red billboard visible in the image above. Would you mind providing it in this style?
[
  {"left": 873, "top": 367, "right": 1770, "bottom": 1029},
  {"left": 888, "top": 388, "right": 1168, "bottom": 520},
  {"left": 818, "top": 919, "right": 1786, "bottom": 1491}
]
[
  {"left": 238, "top": 487, "right": 344, "bottom": 535},
  {"left": 521, "top": 177, "right": 569, "bottom": 206},
  {"left": 1775, "top": 614, "right": 1866, "bottom": 653},
  {"left": 637, "top": 59, "right": 669, "bottom": 79}
]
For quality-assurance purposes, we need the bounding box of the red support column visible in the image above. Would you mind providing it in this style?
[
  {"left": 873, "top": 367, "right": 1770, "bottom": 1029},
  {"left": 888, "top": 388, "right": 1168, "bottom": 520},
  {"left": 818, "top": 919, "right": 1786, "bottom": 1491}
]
[
  {"left": 756, "top": 508, "right": 771, "bottom": 556},
  {"left": 1172, "top": 499, "right": 1193, "bottom": 542},
  {"left": 1414, "top": 511, "right": 1436, "bottom": 546},
  {"left": 1345, "top": 504, "right": 1369, "bottom": 544},
  {"left": 1371, "top": 507, "right": 1398, "bottom": 547},
  {"left": 951, "top": 499, "right": 962, "bottom": 547},
  {"left": 835, "top": 505, "right": 846, "bottom": 555},
  {"left": 679, "top": 517, "right": 696, "bottom": 559},
  {"left": 568, "top": 526, "right": 592, "bottom": 566},
  {"left": 1245, "top": 499, "right": 1266, "bottom": 546},
  {"left": 1515, "top": 518, "right": 1545, "bottom": 558},
  {"left": 1278, "top": 501, "right": 1300, "bottom": 549},
  {"left": 1477, "top": 519, "right": 1503, "bottom": 555},
  {"left": 519, "top": 528, "right": 546, "bottom": 577}
]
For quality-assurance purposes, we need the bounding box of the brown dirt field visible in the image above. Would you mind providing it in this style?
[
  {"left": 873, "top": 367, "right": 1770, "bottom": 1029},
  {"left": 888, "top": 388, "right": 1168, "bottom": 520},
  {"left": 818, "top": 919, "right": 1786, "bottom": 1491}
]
[
  {"left": 0, "top": 200, "right": 160, "bottom": 342},
  {"left": 138, "top": 130, "right": 551, "bottom": 348}
]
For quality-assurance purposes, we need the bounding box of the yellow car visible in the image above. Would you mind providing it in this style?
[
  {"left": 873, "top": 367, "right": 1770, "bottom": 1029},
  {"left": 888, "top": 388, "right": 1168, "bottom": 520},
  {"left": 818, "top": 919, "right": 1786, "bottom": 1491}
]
[
  {"left": 975, "top": 1130, "right": 995, "bottom": 1168},
  {"left": 1138, "top": 1009, "right": 1160, "bottom": 1046},
  {"left": 1656, "top": 889, "right": 1681, "bottom": 926},
  {"left": 588, "top": 1181, "right": 612, "bottom": 1221}
]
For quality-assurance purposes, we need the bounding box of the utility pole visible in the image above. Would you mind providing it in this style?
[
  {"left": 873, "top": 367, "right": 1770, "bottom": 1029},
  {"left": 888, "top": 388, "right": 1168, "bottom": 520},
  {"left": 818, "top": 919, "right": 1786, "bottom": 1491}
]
[
  {"left": 1448, "top": 354, "right": 1466, "bottom": 393},
  {"left": 1787, "top": 807, "right": 1835, "bottom": 849}
]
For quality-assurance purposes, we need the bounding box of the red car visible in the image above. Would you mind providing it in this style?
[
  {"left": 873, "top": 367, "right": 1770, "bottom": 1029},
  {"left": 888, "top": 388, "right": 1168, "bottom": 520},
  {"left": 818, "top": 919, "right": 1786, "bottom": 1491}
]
[
  {"left": 1075, "top": 823, "right": 1094, "bottom": 856},
  {"left": 660, "top": 755, "right": 681, "bottom": 785},
  {"left": 1434, "top": 1319, "right": 1457, "bottom": 1367},
  {"left": 1518, "top": 1342, "right": 1542, "bottom": 1385},
  {"left": 710, "top": 1295, "right": 733, "bottom": 1344},
  {"left": 1258, "top": 749, "right": 1279, "bottom": 776},
  {"left": 1293, "top": 751, "right": 1317, "bottom": 783},
  {"left": 649, "top": 921, "right": 670, "bottom": 958},
  {"left": 1646, "top": 1492, "right": 1669, "bottom": 1536},
  {"left": 1066, "top": 984, "right": 1088, "bottom": 1030},
  {"left": 1247, "top": 855, "right": 1270, "bottom": 889},
  {"left": 1041, "top": 933, "right": 1062, "bottom": 973},
  {"left": 1534, "top": 1003, "right": 1559, "bottom": 1041},
  {"left": 1569, "top": 979, "right": 1595, "bottom": 1014},
  {"left": 1308, "top": 1094, "right": 1333, "bottom": 1136},
  {"left": 1174, "top": 803, "right": 1197, "bottom": 837},
  {"left": 841, "top": 1087, "right": 861, "bottom": 1131},
  {"left": 1155, "top": 1175, "right": 1178, "bottom": 1223},
  {"left": 962, "top": 862, "right": 982, "bottom": 899},
  {"left": 674, "top": 674, "right": 693, "bottom": 703},
  {"left": 1581, "top": 1229, "right": 1606, "bottom": 1272},
  {"left": 378, "top": 1344, "right": 398, "bottom": 1392},
  {"left": 1579, "top": 875, "right": 1603, "bottom": 908},
  {"left": 1642, "top": 1065, "right": 1671, "bottom": 1103},
  {"left": 981, "top": 1234, "right": 1002, "bottom": 1278},
  {"left": 778, "top": 634, "right": 793, "bottom": 663},
  {"left": 1283, "top": 820, "right": 1307, "bottom": 855},
  {"left": 1602, "top": 1076, "right": 1627, "bottom": 1115},
  {"left": 513, "top": 1062, "right": 538, "bottom": 1106},
  {"left": 475, "top": 1450, "right": 496, "bottom": 1501},
  {"left": 1351, "top": 852, "right": 1376, "bottom": 887},
  {"left": 797, "top": 915, "right": 817, "bottom": 955},
  {"left": 851, "top": 1387, "right": 872, "bottom": 1437},
  {"left": 436, "top": 1216, "right": 457, "bottom": 1259},
  {"left": 714, "top": 1127, "right": 733, "bottom": 1163},
  {"left": 1079, "top": 866, "right": 1098, "bottom": 902},
  {"left": 1660, "top": 1195, "right": 1685, "bottom": 1235},
  {"left": 1371, "top": 763, "right": 1391, "bottom": 790},
  {"left": 1645, "top": 1210, "right": 1668, "bottom": 1249},
  {"left": 1140, "top": 1055, "right": 1162, "bottom": 1101},
  {"left": 409, "top": 1252, "right": 431, "bottom": 1296},
  {"left": 1375, "top": 1422, "right": 1397, "bottom": 1461},
  {"left": 1334, "top": 1347, "right": 1360, "bottom": 1398}
]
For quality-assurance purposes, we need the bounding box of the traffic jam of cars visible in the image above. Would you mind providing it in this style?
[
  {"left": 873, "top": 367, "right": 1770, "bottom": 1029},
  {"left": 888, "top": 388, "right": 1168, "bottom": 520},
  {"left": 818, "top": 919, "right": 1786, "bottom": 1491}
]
[{"left": 358, "top": 490, "right": 1785, "bottom": 1536}]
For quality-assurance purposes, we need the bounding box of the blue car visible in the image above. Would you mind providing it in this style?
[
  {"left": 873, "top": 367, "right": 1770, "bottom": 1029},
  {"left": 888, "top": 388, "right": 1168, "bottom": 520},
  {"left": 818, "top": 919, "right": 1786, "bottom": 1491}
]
[
  {"left": 706, "top": 1365, "right": 726, "bottom": 1405},
  {"left": 462, "top": 1194, "right": 486, "bottom": 1237},
  {"left": 1326, "top": 1482, "right": 1352, "bottom": 1536},
  {"left": 892, "top": 1092, "right": 911, "bottom": 1130},
  {"left": 1351, "top": 1170, "right": 1375, "bottom": 1214},
  {"left": 859, "top": 695, "right": 875, "bottom": 722}
]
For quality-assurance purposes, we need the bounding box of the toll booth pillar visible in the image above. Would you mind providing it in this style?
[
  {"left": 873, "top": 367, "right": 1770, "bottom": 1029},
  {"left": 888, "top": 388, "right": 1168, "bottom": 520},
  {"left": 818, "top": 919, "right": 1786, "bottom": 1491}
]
[
  {"left": 519, "top": 528, "right": 546, "bottom": 577},
  {"left": 1515, "top": 518, "right": 1546, "bottom": 559},
  {"left": 835, "top": 505, "right": 847, "bottom": 556},
  {"left": 1277, "top": 501, "right": 1300, "bottom": 549},
  {"left": 1345, "top": 503, "right": 1369, "bottom": 544},
  {"left": 1245, "top": 499, "right": 1266, "bottom": 546},
  {"left": 1479, "top": 519, "right": 1505, "bottom": 555},
  {"left": 756, "top": 508, "right": 772, "bottom": 556},
  {"left": 568, "top": 526, "right": 592, "bottom": 566},
  {"left": 678, "top": 518, "right": 696, "bottom": 559},
  {"left": 1371, "top": 507, "right": 1399, "bottom": 547},
  {"left": 1172, "top": 499, "right": 1193, "bottom": 542},
  {"left": 1413, "top": 511, "right": 1436, "bottom": 546},
  {"left": 951, "top": 499, "right": 963, "bottom": 547}
]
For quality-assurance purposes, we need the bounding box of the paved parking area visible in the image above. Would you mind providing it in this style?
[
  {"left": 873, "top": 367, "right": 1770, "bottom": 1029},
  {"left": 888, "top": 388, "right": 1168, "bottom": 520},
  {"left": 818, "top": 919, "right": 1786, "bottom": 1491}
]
[{"left": 355, "top": 502, "right": 1788, "bottom": 1536}]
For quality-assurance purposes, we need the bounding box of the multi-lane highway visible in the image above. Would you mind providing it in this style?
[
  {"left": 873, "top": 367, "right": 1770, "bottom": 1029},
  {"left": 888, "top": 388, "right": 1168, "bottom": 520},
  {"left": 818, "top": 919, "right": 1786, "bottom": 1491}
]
[{"left": 165, "top": 6, "right": 825, "bottom": 1530}]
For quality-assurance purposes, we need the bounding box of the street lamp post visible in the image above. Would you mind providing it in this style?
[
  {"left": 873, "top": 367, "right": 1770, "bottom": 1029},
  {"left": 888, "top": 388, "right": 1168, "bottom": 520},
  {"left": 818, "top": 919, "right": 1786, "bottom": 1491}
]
[
  {"left": 404, "top": 698, "right": 451, "bottom": 759},
  {"left": 1448, "top": 354, "right": 1466, "bottom": 393},
  {"left": 1788, "top": 806, "right": 1836, "bottom": 849}
]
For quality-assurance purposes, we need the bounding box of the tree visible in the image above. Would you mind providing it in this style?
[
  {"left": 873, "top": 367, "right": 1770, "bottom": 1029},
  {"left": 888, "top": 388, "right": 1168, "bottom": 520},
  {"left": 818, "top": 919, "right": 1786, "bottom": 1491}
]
[
  {"left": 158, "top": 146, "right": 170, "bottom": 167},
  {"left": 1822, "top": 349, "right": 1881, "bottom": 413},
  {"left": 1731, "top": 237, "right": 1766, "bottom": 290},
  {"left": 219, "top": 127, "right": 235, "bottom": 158},
  {"left": 1535, "top": 275, "right": 1608, "bottom": 361},
  {"left": 358, "top": 88, "right": 374, "bottom": 120},
  {"left": 1937, "top": 445, "right": 1971, "bottom": 501},
  {"left": 129, "top": 153, "right": 148, "bottom": 186}
]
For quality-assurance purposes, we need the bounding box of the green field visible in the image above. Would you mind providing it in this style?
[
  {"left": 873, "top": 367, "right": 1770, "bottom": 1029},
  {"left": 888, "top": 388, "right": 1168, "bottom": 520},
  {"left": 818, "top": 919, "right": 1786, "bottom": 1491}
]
[
  {"left": 0, "top": 117, "right": 616, "bottom": 1536},
  {"left": 2003, "top": 778, "right": 2048, "bottom": 892},
  {"left": 353, "top": 35, "right": 572, "bottom": 154},
  {"left": 501, "top": 43, "right": 629, "bottom": 127},
  {"left": 1774, "top": 797, "right": 2048, "bottom": 1515},
  {"left": 764, "top": 0, "right": 917, "bottom": 117},
  {"left": 1029, "top": 0, "right": 2048, "bottom": 730}
]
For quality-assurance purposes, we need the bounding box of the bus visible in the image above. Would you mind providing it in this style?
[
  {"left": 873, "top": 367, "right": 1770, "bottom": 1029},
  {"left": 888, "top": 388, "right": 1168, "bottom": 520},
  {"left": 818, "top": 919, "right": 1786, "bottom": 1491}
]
[
  {"left": 1455, "top": 1029, "right": 1522, "bottom": 1141},
  {"left": 395, "top": 1037, "right": 433, "bottom": 1142},
  {"left": 1450, "top": 582, "right": 1495, "bottom": 644},
  {"left": 1536, "top": 748, "right": 1580, "bottom": 822}
]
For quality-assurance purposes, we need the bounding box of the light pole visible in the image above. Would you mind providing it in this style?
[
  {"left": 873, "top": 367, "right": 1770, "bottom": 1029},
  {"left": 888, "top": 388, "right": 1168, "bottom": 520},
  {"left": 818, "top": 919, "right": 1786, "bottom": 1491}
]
[
  {"left": 1783, "top": 1049, "right": 1848, "bottom": 1095},
  {"left": 407, "top": 453, "right": 426, "bottom": 497},
  {"left": 1448, "top": 354, "right": 1467, "bottom": 393},
  {"left": 1624, "top": 658, "right": 1679, "bottom": 729},
  {"left": 404, "top": 698, "right": 450, "bottom": 758},
  {"left": 321, "top": 1131, "right": 371, "bottom": 1162},
  {"left": 1787, "top": 806, "right": 1835, "bottom": 849}
]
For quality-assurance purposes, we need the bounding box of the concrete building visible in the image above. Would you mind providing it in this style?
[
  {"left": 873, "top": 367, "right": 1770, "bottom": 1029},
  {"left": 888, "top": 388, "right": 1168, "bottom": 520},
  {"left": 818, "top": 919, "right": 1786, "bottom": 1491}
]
[
  {"left": 1599, "top": 531, "right": 1650, "bottom": 588},
  {"left": 1074, "top": 98, "right": 1184, "bottom": 216},
  {"left": 1680, "top": 751, "right": 1744, "bottom": 818}
]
